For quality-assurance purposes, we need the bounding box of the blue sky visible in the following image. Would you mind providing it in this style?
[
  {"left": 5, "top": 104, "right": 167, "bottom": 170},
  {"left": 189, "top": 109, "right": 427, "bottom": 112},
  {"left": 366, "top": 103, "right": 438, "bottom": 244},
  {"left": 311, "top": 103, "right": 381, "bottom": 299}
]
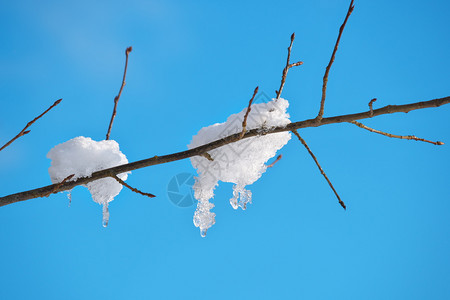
[{"left": 0, "top": 0, "right": 449, "bottom": 299}]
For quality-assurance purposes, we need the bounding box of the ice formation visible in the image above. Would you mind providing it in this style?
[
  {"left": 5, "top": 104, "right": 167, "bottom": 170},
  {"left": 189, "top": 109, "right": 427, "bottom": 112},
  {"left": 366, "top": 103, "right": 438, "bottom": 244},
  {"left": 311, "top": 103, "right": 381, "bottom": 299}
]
[
  {"left": 188, "top": 98, "right": 292, "bottom": 236},
  {"left": 47, "top": 136, "right": 129, "bottom": 226}
]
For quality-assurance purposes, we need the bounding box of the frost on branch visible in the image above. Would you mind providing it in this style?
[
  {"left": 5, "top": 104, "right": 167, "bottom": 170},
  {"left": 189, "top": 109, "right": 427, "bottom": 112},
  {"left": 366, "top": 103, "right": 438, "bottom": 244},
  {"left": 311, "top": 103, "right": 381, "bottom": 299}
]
[
  {"left": 47, "top": 136, "right": 129, "bottom": 226},
  {"left": 188, "top": 98, "right": 291, "bottom": 236}
]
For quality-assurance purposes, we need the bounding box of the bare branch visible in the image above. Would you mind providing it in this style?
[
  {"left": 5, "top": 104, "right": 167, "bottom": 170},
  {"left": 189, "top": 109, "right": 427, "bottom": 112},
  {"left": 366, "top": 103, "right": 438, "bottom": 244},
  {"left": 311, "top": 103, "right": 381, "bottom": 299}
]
[
  {"left": 317, "top": 0, "right": 355, "bottom": 120},
  {"left": 201, "top": 152, "right": 214, "bottom": 161},
  {"left": 112, "top": 175, "right": 156, "bottom": 198},
  {"left": 276, "top": 33, "right": 303, "bottom": 99},
  {"left": 350, "top": 121, "right": 444, "bottom": 145},
  {"left": 0, "top": 99, "right": 62, "bottom": 152},
  {"left": 267, "top": 154, "right": 283, "bottom": 168},
  {"left": 106, "top": 46, "right": 133, "bottom": 140},
  {"left": 368, "top": 98, "right": 377, "bottom": 117},
  {"left": 44, "top": 174, "right": 75, "bottom": 197},
  {"left": 292, "top": 130, "right": 345, "bottom": 210},
  {"left": 240, "top": 86, "right": 259, "bottom": 139},
  {"left": 0, "top": 96, "right": 448, "bottom": 207}
]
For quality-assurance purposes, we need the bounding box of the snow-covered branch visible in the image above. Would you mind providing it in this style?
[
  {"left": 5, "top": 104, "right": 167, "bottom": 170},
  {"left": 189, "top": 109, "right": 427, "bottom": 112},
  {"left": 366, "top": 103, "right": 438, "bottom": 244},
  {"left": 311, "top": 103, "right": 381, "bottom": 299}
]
[{"left": 1, "top": 95, "right": 448, "bottom": 208}]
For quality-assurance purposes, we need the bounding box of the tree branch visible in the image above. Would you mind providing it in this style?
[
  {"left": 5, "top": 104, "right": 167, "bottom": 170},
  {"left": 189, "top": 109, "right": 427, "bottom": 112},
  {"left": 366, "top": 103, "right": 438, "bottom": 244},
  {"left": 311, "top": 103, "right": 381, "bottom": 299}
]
[
  {"left": 112, "top": 175, "right": 156, "bottom": 198},
  {"left": 0, "top": 95, "right": 448, "bottom": 207},
  {"left": 267, "top": 154, "right": 282, "bottom": 168},
  {"left": 350, "top": 121, "right": 444, "bottom": 145},
  {"left": 292, "top": 130, "right": 345, "bottom": 209},
  {"left": 0, "top": 99, "right": 62, "bottom": 152},
  {"left": 106, "top": 46, "right": 132, "bottom": 140},
  {"left": 317, "top": 0, "right": 354, "bottom": 120},
  {"left": 276, "top": 33, "right": 303, "bottom": 100},
  {"left": 240, "top": 86, "right": 259, "bottom": 139}
]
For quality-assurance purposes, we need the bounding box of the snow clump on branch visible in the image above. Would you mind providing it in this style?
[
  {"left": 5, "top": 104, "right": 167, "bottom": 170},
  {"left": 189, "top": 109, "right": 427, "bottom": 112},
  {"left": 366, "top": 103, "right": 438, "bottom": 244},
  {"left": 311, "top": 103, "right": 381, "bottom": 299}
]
[
  {"left": 188, "top": 97, "right": 291, "bottom": 237},
  {"left": 47, "top": 136, "right": 129, "bottom": 227}
]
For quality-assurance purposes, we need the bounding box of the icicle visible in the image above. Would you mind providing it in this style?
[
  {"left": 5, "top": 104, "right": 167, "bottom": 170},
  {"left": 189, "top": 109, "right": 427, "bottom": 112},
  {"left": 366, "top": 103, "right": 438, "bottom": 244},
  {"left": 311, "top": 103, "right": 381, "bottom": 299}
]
[
  {"left": 102, "top": 202, "right": 109, "bottom": 227},
  {"left": 230, "top": 184, "right": 252, "bottom": 210},
  {"left": 67, "top": 190, "right": 72, "bottom": 207}
]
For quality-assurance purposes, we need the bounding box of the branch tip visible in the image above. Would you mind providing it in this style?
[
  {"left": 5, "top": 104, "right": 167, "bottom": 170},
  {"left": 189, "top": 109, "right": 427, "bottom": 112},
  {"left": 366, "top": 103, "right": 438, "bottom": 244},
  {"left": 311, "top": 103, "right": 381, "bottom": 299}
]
[
  {"left": 0, "top": 98, "right": 62, "bottom": 152},
  {"left": 276, "top": 33, "right": 303, "bottom": 99},
  {"left": 267, "top": 154, "right": 283, "bottom": 168},
  {"left": 292, "top": 129, "right": 346, "bottom": 210},
  {"left": 317, "top": 0, "right": 355, "bottom": 119},
  {"left": 106, "top": 46, "right": 132, "bottom": 140},
  {"left": 350, "top": 121, "right": 443, "bottom": 146},
  {"left": 112, "top": 175, "right": 156, "bottom": 198},
  {"left": 240, "top": 86, "right": 259, "bottom": 139}
]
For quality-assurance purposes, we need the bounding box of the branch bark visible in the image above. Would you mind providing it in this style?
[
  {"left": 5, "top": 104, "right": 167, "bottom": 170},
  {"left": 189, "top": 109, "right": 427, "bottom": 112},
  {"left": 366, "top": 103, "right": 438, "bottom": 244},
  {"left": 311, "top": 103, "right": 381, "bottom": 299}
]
[
  {"left": 0, "top": 99, "right": 62, "bottom": 152},
  {"left": 350, "top": 121, "right": 444, "bottom": 145},
  {"left": 1, "top": 95, "right": 448, "bottom": 207},
  {"left": 292, "top": 130, "right": 345, "bottom": 209},
  {"left": 106, "top": 46, "right": 132, "bottom": 140},
  {"left": 317, "top": 0, "right": 354, "bottom": 120}
]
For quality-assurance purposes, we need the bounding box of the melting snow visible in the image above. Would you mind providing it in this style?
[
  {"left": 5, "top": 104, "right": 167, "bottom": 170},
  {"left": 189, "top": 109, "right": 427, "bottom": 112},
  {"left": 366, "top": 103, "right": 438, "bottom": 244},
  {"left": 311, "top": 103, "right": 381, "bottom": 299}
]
[
  {"left": 47, "top": 136, "right": 128, "bottom": 226},
  {"left": 188, "top": 98, "right": 291, "bottom": 236}
]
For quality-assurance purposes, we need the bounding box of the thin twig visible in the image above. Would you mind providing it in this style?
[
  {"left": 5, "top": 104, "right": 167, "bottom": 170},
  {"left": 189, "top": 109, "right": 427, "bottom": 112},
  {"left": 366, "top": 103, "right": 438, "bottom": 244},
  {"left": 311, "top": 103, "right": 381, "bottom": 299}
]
[
  {"left": 0, "top": 99, "right": 62, "bottom": 152},
  {"left": 317, "top": 0, "right": 355, "bottom": 120},
  {"left": 368, "top": 98, "right": 377, "bottom": 117},
  {"left": 240, "top": 86, "right": 259, "bottom": 139},
  {"left": 292, "top": 130, "right": 346, "bottom": 210},
  {"left": 350, "top": 121, "right": 444, "bottom": 145},
  {"left": 44, "top": 174, "right": 75, "bottom": 197},
  {"left": 106, "top": 46, "right": 133, "bottom": 140},
  {"left": 202, "top": 152, "right": 214, "bottom": 161},
  {"left": 112, "top": 175, "right": 156, "bottom": 198},
  {"left": 267, "top": 154, "right": 283, "bottom": 168},
  {"left": 276, "top": 33, "right": 303, "bottom": 100},
  {"left": 0, "top": 96, "right": 448, "bottom": 207}
]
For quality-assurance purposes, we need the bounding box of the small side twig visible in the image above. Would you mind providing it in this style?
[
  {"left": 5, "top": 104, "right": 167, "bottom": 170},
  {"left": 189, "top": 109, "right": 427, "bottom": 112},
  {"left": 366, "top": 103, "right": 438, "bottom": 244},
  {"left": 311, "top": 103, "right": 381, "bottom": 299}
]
[
  {"left": 112, "top": 175, "right": 156, "bottom": 198},
  {"left": 240, "top": 86, "right": 259, "bottom": 139},
  {"left": 276, "top": 33, "right": 303, "bottom": 100},
  {"left": 0, "top": 99, "right": 62, "bottom": 152},
  {"left": 292, "top": 130, "right": 346, "bottom": 210},
  {"left": 44, "top": 174, "right": 75, "bottom": 197},
  {"left": 201, "top": 152, "right": 214, "bottom": 161},
  {"left": 317, "top": 0, "right": 355, "bottom": 120},
  {"left": 368, "top": 98, "right": 377, "bottom": 117},
  {"left": 106, "top": 46, "right": 133, "bottom": 140},
  {"left": 267, "top": 154, "right": 283, "bottom": 168},
  {"left": 350, "top": 121, "right": 444, "bottom": 145}
]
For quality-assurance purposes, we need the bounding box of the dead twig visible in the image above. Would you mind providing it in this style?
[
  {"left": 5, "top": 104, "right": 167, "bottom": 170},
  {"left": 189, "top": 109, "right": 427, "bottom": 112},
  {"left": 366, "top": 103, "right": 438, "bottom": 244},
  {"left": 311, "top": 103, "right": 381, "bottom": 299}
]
[
  {"left": 368, "top": 98, "right": 377, "bottom": 117},
  {"left": 44, "top": 174, "right": 75, "bottom": 197},
  {"left": 317, "top": 0, "right": 355, "bottom": 120},
  {"left": 350, "top": 121, "right": 444, "bottom": 145},
  {"left": 0, "top": 99, "right": 62, "bottom": 152},
  {"left": 276, "top": 33, "right": 303, "bottom": 99},
  {"left": 112, "top": 175, "right": 156, "bottom": 198},
  {"left": 292, "top": 130, "right": 346, "bottom": 210},
  {"left": 240, "top": 86, "right": 259, "bottom": 139},
  {"left": 267, "top": 154, "right": 283, "bottom": 168},
  {"left": 106, "top": 46, "right": 133, "bottom": 140}
]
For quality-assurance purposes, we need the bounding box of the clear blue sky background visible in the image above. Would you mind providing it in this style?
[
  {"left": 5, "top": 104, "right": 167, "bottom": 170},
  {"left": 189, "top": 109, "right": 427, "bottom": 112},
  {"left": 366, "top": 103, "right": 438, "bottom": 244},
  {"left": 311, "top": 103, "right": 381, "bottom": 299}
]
[{"left": 0, "top": 0, "right": 449, "bottom": 299}]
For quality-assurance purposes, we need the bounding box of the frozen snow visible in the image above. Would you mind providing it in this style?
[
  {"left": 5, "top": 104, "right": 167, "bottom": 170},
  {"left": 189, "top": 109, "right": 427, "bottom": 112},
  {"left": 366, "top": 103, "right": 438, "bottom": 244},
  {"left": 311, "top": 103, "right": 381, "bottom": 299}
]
[
  {"left": 188, "top": 98, "right": 291, "bottom": 236},
  {"left": 47, "top": 136, "right": 129, "bottom": 226}
]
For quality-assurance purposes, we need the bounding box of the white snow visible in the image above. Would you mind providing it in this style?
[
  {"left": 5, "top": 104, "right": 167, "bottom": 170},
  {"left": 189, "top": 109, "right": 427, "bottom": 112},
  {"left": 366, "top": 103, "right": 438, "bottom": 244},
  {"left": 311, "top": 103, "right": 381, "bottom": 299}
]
[
  {"left": 188, "top": 98, "right": 291, "bottom": 236},
  {"left": 47, "top": 136, "right": 129, "bottom": 226}
]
